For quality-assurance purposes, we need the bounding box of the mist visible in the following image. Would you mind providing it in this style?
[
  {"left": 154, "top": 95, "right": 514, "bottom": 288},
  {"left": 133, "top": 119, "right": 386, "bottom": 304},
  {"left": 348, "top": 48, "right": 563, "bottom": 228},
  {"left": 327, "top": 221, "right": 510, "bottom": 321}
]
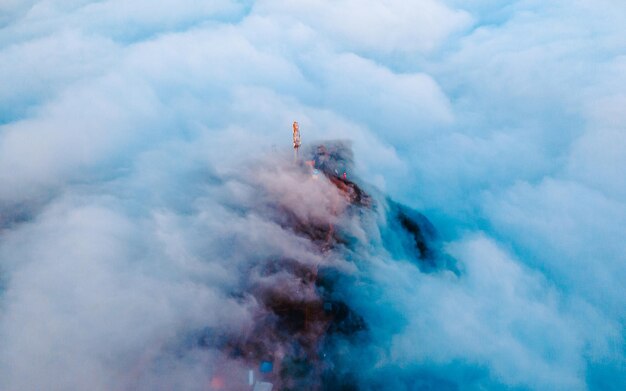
[{"left": 1, "top": 1, "right": 625, "bottom": 390}]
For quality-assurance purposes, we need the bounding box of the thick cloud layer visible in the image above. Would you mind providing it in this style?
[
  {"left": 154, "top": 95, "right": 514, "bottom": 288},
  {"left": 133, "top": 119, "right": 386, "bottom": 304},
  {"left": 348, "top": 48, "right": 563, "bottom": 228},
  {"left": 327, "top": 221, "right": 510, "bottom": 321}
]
[{"left": 1, "top": 1, "right": 625, "bottom": 390}]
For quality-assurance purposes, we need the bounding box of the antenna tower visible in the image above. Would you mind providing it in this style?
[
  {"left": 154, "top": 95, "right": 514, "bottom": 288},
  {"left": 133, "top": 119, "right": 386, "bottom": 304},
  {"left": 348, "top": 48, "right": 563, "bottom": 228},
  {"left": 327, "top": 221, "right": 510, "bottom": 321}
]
[{"left": 292, "top": 121, "right": 301, "bottom": 161}]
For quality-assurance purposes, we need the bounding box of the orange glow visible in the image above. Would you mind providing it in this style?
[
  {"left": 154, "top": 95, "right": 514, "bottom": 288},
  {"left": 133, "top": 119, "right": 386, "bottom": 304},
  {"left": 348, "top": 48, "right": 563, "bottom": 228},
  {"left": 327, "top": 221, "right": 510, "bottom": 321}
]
[{"left": 209, "top": 376, "right": 225, "bottom": 389}]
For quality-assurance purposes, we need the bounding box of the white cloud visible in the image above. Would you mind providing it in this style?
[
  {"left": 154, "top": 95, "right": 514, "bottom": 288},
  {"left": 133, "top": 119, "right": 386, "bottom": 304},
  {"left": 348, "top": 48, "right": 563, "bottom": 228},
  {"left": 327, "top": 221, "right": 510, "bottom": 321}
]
[
  {"left": 0, "top": 0, "right": 625, "bottom": 389},
  {"left": 384, "top": 235, "right": 596, "bottom": 390},
  {"left": 254, "top": 0, "right": 472, "bottom": 54},
  {"left": 483, "top": 179, "right": 626, "bottom": 318}
]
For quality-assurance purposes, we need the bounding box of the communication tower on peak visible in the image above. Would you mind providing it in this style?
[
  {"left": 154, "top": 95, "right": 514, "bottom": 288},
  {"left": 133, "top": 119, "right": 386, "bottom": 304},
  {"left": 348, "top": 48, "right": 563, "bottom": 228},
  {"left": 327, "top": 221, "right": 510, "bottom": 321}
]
[{"left": 292, "top": 121, "right": 301, "bottom": 161}]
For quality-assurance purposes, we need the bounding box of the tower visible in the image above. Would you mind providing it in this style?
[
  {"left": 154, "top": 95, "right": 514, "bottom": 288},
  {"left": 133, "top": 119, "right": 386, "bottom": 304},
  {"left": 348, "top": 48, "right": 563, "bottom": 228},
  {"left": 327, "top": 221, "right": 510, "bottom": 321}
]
[{"left": 292, "top": 121, "right": 301, "bottom": 161}]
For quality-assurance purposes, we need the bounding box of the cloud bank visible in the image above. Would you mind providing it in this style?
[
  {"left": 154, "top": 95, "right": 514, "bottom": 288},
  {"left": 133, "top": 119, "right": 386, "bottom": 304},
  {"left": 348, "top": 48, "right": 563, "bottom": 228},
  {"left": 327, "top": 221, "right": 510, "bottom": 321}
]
[{"left": 1, "top": 0, "right": 625, "bottom": 390}]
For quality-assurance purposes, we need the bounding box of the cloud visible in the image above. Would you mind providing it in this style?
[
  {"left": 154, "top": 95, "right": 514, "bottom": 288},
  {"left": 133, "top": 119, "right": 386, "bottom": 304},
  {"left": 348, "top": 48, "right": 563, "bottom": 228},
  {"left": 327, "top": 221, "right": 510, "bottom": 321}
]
[
  {"left": 0, "top": 196, "right": 252, "bottom": 390},
  {"left": 484, "top": 179, "right": 626, "bottom": 317},
  {"left": 0, "top": 0, "right": 36, "bottom": 27},
  {"left": 0, "top": 0, "right": 625, "bottom": 390},
  {"left": 253, "top": 0, "right": 472, "bottom": 54},
  {"left": 384, "top": 235, "right": 592, "bottom": 390}
]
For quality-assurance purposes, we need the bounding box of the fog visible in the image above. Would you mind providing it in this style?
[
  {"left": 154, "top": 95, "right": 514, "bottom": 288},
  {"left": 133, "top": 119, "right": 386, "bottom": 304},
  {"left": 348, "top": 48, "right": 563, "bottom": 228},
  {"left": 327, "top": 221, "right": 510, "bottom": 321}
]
[{"left": 0, "top": 1, "right": 624, "bottom": 390}]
